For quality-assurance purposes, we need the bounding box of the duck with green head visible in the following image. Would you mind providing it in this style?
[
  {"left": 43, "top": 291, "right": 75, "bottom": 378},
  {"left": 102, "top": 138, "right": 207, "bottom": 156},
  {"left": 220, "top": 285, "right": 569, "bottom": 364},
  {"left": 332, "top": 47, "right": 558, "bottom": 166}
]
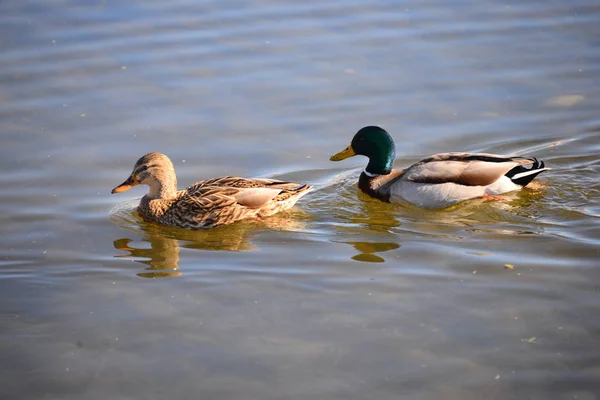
[{"left": 330, "top": 126, "right": 550, "bottom": 208}]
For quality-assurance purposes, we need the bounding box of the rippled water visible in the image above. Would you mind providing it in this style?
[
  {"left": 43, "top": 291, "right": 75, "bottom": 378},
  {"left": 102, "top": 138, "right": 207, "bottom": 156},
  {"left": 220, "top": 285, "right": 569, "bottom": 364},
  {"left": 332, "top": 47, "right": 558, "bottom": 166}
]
[{"left": 1, "top": 0, "right": 599, "bottom": 399}]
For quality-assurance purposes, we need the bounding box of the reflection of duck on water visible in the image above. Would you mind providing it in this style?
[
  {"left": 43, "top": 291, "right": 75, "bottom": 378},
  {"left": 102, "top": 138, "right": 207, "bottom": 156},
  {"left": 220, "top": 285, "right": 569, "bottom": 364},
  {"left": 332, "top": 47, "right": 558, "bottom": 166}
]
[
  {"left": 325, "top": 195, "right": 400, "bottom": 262},
  {"left": 114, "top": 236, "right": 181, "bottom": 279},
  {"left": 341, "top": 241, "right": 400, "bottom": 263},
  {"left": 111, "top": 208, "right": 308, "bottom": 278}
]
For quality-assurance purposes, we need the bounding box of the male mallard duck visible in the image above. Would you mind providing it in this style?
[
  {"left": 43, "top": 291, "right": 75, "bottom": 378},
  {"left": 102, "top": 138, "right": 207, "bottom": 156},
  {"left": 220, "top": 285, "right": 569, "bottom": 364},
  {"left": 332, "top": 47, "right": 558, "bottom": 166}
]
[
  {"left": 112, "top": 152, "right": 312, "bottom": 229},
  {"left": 330, "top": 126, "right": 550, "bottom": 208}
]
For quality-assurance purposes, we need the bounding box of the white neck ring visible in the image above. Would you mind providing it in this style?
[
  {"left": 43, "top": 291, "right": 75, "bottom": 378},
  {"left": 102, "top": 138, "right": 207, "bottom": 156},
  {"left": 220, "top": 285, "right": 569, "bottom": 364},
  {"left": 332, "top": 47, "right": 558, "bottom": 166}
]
[{"left": 363, "top": 170, "right": 380, "bottom": 178}]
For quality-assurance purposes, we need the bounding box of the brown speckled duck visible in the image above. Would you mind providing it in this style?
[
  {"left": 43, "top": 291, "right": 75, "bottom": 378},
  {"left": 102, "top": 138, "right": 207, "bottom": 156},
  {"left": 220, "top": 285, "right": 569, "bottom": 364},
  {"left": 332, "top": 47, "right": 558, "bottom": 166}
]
[
  {"left": 330, "top": 126, "right": 550, "bottom": 208},
  {"left": 112, "top": 152, "right": 312, "bottom": 229}
]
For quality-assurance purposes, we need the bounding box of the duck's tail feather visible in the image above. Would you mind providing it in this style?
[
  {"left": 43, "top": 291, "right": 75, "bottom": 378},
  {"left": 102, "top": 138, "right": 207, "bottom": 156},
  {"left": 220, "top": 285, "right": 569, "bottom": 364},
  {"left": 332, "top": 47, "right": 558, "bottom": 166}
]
[{"left": 506, "top": 157, "right": 551, "bottom": 186}]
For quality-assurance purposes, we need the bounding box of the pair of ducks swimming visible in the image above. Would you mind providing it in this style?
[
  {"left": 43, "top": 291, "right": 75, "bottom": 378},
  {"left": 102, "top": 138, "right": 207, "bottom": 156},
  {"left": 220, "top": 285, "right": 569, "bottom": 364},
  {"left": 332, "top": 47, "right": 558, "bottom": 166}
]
[{"left": 112, "top": 126, "right": 550, "bottom": 229}]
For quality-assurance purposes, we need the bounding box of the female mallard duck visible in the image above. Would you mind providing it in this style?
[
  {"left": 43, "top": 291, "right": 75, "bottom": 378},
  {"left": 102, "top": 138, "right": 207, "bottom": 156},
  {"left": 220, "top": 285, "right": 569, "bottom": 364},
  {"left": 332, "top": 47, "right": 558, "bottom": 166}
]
[
  {"left": 112, "top": 152, "right": 312, "bottom": 229},
  {"left": 330, "top": 126, "right": 550, "bottom": 208}
]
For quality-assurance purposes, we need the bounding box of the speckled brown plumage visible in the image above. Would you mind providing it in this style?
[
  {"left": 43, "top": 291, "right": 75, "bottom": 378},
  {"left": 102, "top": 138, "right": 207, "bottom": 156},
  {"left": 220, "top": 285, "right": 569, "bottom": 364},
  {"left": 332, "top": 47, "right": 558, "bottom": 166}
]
[{"left": 112, "top": 152, "right": 312, "bottom": 229}]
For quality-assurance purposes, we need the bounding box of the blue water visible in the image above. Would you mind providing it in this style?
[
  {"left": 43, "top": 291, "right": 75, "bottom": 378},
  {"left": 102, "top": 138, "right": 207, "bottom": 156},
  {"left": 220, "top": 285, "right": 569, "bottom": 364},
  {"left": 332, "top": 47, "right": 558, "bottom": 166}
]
[{"left": 1, "top": 1, "right": 599, "bottom": 399}]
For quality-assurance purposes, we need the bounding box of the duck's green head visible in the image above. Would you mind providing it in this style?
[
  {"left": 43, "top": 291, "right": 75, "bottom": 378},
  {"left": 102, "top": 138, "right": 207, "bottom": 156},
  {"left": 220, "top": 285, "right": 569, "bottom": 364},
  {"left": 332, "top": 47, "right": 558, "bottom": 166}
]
[{"left": 330, "top": 126, "right": 396, "bottom": 175}]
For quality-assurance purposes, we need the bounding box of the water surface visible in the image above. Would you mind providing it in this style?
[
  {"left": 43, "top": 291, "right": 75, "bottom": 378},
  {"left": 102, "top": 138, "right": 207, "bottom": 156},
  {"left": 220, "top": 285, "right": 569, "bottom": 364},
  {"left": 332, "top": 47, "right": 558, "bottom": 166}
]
[{"left": 1, "top": 0, "right": 599, "bottom": 399}]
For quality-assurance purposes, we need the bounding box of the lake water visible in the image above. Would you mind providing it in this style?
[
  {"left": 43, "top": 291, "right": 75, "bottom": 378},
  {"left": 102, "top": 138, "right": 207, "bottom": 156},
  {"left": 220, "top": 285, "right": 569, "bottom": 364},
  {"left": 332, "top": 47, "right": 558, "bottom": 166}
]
[{"left": 1, "top": 0, "right": 599, "bottom": 399}]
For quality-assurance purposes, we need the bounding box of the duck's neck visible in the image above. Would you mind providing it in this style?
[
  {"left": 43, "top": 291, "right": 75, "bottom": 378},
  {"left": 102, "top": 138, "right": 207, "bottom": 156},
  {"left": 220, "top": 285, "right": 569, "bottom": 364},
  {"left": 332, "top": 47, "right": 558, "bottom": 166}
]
[
  {"left": 358, "top": 172, "right": 390, "bottom": 202},
  {"left": 146, "top": 177, "right": 177, "bottom": 199},
  {"left": 365, "top": 148, "right": 395, "bottom": 175},
  {"left": 363, "top": 170, "right": 380, "bottom": 178}
]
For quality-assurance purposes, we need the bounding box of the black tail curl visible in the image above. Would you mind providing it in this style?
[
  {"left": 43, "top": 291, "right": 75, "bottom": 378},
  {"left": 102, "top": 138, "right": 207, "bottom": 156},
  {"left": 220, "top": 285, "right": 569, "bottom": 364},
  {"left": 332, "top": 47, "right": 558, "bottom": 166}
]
[{"left": 505, "top": 157, "right": 548, "bottom": 187}]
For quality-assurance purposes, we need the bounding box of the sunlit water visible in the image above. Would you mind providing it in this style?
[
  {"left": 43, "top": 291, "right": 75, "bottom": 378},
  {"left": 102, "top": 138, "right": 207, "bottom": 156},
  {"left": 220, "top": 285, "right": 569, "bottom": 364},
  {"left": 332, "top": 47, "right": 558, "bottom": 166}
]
[{"left": 1, "top": 0, "right": 599, "bottom": 399}]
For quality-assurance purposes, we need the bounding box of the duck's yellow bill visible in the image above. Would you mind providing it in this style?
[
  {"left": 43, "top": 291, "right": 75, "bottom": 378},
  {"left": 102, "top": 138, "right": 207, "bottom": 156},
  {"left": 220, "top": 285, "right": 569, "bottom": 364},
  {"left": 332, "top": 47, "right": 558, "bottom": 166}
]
[
  {"left": 111, "top": 174, "right": 139, "bottom": 194},
  {"left": 330, "top": 145, "right": 356, "bottom": 161}
]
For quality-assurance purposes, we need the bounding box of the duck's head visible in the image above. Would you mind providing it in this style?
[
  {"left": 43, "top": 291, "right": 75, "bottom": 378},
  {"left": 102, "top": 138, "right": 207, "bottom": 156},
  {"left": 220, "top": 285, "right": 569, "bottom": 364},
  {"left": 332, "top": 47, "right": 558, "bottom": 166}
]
[
  {"left": 112, "top": 152, "right": 177, "bottom": 198},
  {"left": 330, "top": 126, "right": 396, "bottom": 175}
]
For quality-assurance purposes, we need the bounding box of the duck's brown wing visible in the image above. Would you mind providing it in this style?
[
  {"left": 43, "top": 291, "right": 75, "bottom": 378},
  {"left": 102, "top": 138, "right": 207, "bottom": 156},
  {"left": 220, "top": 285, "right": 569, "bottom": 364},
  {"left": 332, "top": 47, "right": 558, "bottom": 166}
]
[
  {"left": 165, "top": 184, "right": 307, "bottom": 228},
  {"left": 190, "top": 176, "right": 306, "bottom": 190},
  {"left": 161, "top": 187, "right": 238, "bottom": 228},
  {"left": 405, "top": 152, "right": 536, "bottom": 186}
]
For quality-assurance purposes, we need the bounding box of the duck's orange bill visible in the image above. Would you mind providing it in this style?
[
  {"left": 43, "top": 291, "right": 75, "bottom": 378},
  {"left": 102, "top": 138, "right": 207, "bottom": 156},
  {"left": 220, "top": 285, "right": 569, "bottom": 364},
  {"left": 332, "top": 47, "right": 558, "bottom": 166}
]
[
  {"left": 111, "top": 174, "right": 139, "bottom": 194},
  {"left": 330, "top": 145, "right": 356, "bottom": 161}
]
